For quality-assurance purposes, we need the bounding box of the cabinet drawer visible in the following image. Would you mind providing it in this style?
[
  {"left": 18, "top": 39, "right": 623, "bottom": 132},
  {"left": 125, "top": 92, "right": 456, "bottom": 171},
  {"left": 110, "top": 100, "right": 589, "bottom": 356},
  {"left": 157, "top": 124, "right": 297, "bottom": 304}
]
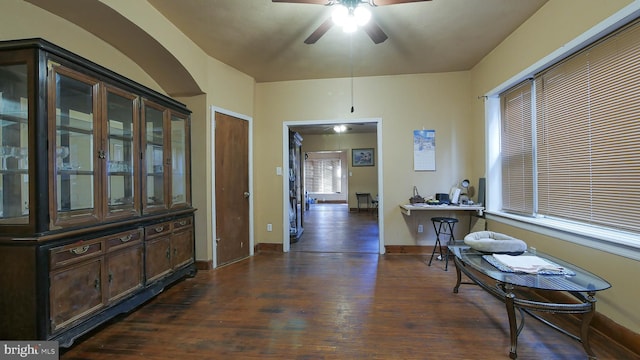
[
  {"left": 105, "top": 229, "right": 143, "bottom": 252},
  {"left": 172, "top": 217, "right": 192, "bottom": 231},
  {"left": 50, "top": 239, "right": 103, "bottom": 270},
  {"left": 145, "top": 221, "right": 171, "bottom": 240}
]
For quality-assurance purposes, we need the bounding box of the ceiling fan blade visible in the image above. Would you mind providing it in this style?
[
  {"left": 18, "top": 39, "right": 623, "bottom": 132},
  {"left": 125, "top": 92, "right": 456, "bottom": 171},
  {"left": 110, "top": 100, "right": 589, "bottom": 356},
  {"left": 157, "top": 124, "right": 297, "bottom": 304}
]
[
  {"left": 372, "top": 0, "right": 431, "bottom": 5},
  {"left": 304, "top": 17, "right": 334, "bottom": 44},
  {"left": 363, "top": 21, "right": 388, "bottom": 44},
  {"left": 272, "top": 0, "right": 330, "bottom": 4}
]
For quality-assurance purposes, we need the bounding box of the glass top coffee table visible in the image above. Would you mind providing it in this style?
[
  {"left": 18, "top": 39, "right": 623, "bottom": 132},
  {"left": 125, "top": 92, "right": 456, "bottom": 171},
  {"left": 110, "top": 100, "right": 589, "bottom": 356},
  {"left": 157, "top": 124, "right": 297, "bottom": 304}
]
[{"left": 449, "top": 245, "right": 611, "bottom": 359}]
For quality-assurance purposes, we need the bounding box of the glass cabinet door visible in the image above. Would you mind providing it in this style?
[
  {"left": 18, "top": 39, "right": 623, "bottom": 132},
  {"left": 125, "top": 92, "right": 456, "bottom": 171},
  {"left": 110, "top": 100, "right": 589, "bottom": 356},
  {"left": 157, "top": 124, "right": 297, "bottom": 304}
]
[
  {"left": 142, "top": 101, "right": 167, "bottom": 213},
  {"left": 49, "top": 65, "right": 99, "bottom": 227},
  {"left": 104, "top": 85, "right": 139, "bottom": 220},
  {"left": 170, "top": 112, "right": 190, "bottom": 208},
  {"left": 0, "top": 62, "right": 29, "bottom": 225}
]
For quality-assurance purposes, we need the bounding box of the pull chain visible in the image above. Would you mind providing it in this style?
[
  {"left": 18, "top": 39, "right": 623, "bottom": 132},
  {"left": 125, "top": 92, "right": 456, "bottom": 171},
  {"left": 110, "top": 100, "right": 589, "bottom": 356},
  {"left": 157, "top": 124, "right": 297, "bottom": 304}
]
[{"left": 350, "top": 34, "right": 354, "bottom": 113}]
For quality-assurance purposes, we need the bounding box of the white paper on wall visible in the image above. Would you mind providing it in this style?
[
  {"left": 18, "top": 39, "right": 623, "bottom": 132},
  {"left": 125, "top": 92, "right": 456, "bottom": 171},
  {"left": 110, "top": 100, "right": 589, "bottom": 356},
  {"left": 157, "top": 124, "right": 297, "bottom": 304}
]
[{"left": 413, "top": 129, "right": 435, "bottom": 171}]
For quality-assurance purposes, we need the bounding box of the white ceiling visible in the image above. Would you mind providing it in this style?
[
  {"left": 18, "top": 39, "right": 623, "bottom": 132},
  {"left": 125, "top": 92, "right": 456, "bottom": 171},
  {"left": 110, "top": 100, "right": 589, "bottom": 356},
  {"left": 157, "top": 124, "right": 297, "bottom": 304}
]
[{"left": 147, "top": 0, "right": 548, "bottom": 83}]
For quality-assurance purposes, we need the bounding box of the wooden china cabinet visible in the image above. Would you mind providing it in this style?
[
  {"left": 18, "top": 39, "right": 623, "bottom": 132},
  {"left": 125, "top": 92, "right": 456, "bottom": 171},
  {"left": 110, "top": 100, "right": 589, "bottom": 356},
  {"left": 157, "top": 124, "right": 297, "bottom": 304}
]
[{"left": 0, "top": 39, "right": 195, "bottom": 347}]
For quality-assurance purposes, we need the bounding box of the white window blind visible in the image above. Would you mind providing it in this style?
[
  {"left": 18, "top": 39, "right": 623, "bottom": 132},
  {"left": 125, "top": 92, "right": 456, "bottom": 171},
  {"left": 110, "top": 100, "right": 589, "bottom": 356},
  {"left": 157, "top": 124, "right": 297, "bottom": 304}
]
[
  {"left": 536, "top": 20, "right": 640, "bottom": 233},
  {"left": 501, "top": 81, "right": 534, "bottom": 215},
  {"left": 304, "top": 156, "right": 342, "bottom": 194},
  {"left": 501, "top": 18, "right": 640, "bottom": 234}
]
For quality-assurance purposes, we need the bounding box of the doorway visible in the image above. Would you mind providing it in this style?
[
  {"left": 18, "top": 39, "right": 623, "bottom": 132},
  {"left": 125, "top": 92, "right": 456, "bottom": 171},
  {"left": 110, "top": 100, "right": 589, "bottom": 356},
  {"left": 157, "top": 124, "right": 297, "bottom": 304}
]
[
  {"left": 282, "top": 118, "right": 384, "bottom": 254},
  {"left": 212, "top": 107, "right": 253, "bottom": 267}
]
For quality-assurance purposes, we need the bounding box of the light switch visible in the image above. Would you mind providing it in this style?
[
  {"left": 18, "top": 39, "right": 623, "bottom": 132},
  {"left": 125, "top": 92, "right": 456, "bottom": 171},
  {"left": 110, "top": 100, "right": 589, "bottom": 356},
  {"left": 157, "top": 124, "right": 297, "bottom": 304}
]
[{"left": 276, "top": 167, "right": 282, "bottom": 176}]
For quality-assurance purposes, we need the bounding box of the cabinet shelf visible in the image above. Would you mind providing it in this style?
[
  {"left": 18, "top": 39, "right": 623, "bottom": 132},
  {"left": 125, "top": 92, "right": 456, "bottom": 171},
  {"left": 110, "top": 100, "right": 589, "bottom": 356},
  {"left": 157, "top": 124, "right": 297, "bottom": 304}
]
[
  {"left": 56, "top": 125, "right": 93, "bottom": 136},
  {"left": 0, "top": 113, "right": 28, "bottom": 123},
  {"left": 0, "top": 169, "right": 28, "bottom": 174},
  {"left": 56, "top": 113, "right": 93, "bottom": 129},
  {"left": 108, "top": 135, "right": 134, "bottom": 143},
  {"left": 56, "top": 169, "right": 93, "bottom": 175},
  {"left": 107, "top": 203, "right": 134, "bottom": 211},
  {"left": 146, "top": 140, "right": 164, "bottom": 147}
]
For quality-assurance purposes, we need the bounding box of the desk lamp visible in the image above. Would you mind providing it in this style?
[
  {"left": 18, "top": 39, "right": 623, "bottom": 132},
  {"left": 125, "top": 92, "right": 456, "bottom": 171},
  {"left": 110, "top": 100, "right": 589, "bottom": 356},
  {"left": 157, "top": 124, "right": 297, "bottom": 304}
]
[{"left": 460, "top": 179, "right": 470, "bottom": 204}]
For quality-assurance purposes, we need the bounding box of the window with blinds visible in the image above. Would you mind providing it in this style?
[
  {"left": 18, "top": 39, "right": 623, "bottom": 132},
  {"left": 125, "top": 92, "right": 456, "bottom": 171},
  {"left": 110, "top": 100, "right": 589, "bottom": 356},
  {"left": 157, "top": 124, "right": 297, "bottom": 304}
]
[
  {"left": 500, "top": 18, "right": 640, "bottom": 234},
  {"left": 304, "top": 156, "right": 342, "bottom": 194},
  {"left": 501, "top": 81, "right": 534, "bottom": 215}
]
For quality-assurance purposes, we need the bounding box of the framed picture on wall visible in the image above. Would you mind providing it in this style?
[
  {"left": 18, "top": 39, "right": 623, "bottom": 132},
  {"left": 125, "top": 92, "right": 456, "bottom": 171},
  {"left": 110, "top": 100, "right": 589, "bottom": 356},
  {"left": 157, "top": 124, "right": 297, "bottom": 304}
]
[{"left": 352, "top": 148, "right": 375, "bottom": 167}]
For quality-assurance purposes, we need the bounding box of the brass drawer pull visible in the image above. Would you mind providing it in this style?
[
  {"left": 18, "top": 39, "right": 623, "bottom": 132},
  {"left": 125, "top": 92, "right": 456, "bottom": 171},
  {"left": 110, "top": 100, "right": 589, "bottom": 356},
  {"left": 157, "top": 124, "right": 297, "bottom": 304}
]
[
  {"left": 120, "top": 234, "right": 133, "bottom": 242},
  {"left": 70, "top": 245, "right": 90, "bottom": 255},
  {"left": 179, "top": 220, "right": 187, "bottom": 226},
  {"left": 154, "top": 226, "right": 164, "bottom": 233}
]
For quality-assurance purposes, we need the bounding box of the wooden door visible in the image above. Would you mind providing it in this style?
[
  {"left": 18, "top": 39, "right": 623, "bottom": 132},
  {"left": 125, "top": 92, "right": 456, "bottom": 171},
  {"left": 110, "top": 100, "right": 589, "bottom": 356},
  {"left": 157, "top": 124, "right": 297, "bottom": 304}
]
[{"left": 215, "top": 112, "right": 250, "bottom": 266}]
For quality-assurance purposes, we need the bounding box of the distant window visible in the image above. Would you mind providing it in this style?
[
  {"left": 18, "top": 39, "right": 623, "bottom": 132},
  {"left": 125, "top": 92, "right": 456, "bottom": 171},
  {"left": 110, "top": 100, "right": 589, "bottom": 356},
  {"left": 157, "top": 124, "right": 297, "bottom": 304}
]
[{"left": 304, "top": 153, "right": 342, "bottom": 194}]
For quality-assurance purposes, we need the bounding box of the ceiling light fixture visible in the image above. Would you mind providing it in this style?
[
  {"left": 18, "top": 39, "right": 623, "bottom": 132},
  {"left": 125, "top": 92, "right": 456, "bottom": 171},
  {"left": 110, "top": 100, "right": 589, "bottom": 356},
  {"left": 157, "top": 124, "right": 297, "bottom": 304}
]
[
  {"left": 334, "top": 125, "right": 347, "bottom": 133},
  {"left": 332, "top": 3, "right": 371, "bottom": 33}
]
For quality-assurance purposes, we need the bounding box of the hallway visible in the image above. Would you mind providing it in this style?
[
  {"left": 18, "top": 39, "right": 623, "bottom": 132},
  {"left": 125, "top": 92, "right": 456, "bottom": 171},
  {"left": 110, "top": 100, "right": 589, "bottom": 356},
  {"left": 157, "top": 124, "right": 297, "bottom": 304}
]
[{"left": 290, "top": 203, "right": 379, "bottom": 253}]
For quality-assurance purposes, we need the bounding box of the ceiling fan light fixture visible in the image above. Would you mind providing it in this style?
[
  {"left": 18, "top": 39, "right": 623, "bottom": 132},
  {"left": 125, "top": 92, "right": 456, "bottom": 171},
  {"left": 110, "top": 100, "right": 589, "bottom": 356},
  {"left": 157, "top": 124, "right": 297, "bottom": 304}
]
[
  {"left": 334, "top": 125, "right": 347, "bottom": 133},
  {"left": 331, "top": 5, "right": 349, "bottom": 26},
  {"left": 332, "top": 3, "right": 370, "bottom": 33},
  {"left": 342, "top": 17, "right": 358, "bottom": 33},
  {"left": 354, "top": 6, "right": 371, "bottom": 26}
]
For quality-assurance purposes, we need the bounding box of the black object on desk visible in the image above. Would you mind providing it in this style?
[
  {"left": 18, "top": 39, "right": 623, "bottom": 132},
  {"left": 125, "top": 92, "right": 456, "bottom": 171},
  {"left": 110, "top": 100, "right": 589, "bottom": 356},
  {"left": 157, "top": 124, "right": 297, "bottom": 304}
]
[{"left": 435, "top": 193, "right": 450, "bottom": 204}]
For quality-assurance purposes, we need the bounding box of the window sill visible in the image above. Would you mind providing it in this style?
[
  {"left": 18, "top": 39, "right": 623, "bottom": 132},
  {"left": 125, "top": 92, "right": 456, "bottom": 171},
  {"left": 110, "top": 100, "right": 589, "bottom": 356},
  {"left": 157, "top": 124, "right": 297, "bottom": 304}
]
[{"left": 485, "top": 211, "right": 640, "bottom": 262}]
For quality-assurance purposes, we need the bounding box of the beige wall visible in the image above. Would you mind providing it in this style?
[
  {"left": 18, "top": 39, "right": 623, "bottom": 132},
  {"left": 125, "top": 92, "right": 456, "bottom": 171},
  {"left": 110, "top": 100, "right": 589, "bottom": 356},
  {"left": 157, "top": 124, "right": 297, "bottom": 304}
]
[
  {"left": 254, "top": 72, "right": 473, "bottom": 247},
  {"left": 470, "top": 0, "right": 639, "bottom": 333},
  {"left": 0, "top": 0, "right": 162, "bottom": 93}
]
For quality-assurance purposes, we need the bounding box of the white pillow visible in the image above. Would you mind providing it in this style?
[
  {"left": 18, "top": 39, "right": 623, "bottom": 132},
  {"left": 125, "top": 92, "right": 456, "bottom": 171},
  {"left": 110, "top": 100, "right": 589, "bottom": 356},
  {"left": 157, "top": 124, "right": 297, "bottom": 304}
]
[{"left": 464, "top": 231, "right": 527, "bottom": 254}]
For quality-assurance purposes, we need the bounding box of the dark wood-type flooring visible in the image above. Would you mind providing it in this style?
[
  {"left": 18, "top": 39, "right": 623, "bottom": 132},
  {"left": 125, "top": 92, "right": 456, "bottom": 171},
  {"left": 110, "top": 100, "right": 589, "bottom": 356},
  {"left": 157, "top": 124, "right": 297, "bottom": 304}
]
[
  {"left": 291, "top": 203, "right": 379, "bottom": 253},
  {"left": 62, "top": 204, "right": 638, "bottom": 359}
]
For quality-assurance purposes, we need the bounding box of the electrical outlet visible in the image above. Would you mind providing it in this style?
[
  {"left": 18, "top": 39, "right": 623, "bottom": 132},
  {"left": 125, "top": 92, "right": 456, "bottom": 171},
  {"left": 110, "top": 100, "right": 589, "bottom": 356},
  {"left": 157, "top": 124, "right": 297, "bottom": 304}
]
[
  {"left": 417, "top": 224, "right": 424, "bottom": 233},
  {"left": 267, "top": 223, "right": 273, "bottom": 232}
]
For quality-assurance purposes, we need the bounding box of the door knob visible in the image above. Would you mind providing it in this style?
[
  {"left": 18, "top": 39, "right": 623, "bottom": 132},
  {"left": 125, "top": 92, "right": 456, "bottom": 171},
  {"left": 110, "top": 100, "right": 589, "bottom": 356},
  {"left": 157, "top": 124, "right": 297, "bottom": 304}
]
[{"left": 243, "top": 192, "right": 250, "bottom": 198}]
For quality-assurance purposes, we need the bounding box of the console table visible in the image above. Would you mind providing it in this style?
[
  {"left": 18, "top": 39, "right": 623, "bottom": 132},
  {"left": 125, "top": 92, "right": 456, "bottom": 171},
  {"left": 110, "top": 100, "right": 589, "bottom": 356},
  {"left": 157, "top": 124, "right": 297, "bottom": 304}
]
[
  {"left": 399, "top": 203, "right": 484, "bottom": 216},
  {"left": 399, "top": 204, "right": 485, "bottom": 236},
  {"left": 450, "top": 246, "right": 611, "bottom": 359}
]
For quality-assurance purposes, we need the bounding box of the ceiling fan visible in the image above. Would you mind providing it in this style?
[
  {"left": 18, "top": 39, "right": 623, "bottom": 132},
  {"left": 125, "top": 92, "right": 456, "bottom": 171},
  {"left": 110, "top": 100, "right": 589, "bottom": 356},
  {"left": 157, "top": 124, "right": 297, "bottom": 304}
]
[{"left": 273, "top": 0, "right": 431, "bottom": 44}]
